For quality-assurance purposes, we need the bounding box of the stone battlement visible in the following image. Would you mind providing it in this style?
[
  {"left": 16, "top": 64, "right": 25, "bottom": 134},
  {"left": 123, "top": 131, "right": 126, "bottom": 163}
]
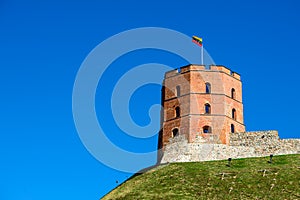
[
  {"left": 164, "top": 64, "right": 241, "bottom": 80},
  {"left": 160, "top": 130, "right": 300, "bottom": 163}
]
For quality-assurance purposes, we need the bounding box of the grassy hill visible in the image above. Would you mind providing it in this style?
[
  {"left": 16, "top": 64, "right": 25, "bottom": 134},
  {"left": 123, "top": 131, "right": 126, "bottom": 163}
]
[{"left": 102, "top": 154, "right": 300, "bottom": 199}]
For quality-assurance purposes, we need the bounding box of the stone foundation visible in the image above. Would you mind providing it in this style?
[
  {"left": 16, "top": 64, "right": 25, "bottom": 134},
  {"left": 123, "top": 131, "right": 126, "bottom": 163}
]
[{"left": 160, "top": 130, "right": 300, "bottom": 163}]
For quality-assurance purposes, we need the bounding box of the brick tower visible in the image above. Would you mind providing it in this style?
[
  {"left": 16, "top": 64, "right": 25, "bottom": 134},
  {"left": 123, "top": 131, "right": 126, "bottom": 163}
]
[{"left": 159, "top": 64, "right": 245, "bottom": 148}]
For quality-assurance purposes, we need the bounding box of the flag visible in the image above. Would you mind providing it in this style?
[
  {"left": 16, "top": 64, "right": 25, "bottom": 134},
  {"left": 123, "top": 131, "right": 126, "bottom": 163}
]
[{"left": 192, "top": 36, "right": 203, "bottom": 47}]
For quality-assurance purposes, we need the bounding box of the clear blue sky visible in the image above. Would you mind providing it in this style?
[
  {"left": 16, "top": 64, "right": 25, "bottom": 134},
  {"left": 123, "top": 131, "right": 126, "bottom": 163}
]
[{"left": 0, "top": 0, "right": 299, "bottom": 199}]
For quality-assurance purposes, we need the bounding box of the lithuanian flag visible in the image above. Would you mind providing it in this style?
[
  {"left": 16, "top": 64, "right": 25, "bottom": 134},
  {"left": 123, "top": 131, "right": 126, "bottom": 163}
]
[{"left": 192, "top": 36, "right": 203, "bottom": 47}]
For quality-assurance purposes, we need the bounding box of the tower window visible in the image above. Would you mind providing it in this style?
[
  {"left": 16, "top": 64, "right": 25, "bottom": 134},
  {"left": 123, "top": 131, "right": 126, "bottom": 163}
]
[
  {"left": 231, "top": 124, "right": 235, "bottom": 133},
  {"left": 172, "top": 128, "right": 179, "bottom": 137},
  {"left": 231, "top": 88, "right": 236, "bottom": 99},
  {"left": 204, "top": 103, "right": 211, "bottom": 114},
  {"left": 175, "top": 106, "right": 180, "bottom": 118},
  {"left": 203, "top": 126, "right": 212, "bottom": 133},
  {"left": 232, "top": 108, "right": 236, "bottom": 120},
  {"left": 176, "top": 86, "right": 180, "bottom": 97},
  {"left": 205, "top": 83, "right": 211, "bottom": 94}
]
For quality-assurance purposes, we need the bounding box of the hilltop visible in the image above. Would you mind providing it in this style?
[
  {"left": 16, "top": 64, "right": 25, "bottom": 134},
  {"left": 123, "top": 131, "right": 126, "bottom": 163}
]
[{"left": 102, "top": 154, "right": 300, "bottom": 199}]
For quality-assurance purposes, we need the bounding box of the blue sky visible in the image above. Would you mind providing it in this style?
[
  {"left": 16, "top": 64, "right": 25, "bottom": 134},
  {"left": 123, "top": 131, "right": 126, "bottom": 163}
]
[{"left": 0, "top": 0, "right": 299, "bottom": 199}]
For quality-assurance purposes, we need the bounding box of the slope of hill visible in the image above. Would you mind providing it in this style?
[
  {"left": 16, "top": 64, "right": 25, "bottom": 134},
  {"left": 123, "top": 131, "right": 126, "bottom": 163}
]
[{"left": 102, "top": 154, "right": 300, "bottom": 199}]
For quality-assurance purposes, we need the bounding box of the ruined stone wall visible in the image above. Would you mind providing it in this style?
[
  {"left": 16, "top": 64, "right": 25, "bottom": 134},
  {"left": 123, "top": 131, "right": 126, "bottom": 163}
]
[
  {"left": 229, "top": 130, "right": 300, "bottom": 155},
  {"left": 160, "top": 131, "right": 300, "bottom": 163},
  {"left": 230, "top": 130, "right": 280, "bottom": 154}
]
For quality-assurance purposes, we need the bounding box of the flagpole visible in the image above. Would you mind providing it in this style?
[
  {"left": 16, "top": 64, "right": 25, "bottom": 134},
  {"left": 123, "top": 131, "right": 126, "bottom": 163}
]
[{"left": 201, "top": 44, "right": 204, "bottom": 65}]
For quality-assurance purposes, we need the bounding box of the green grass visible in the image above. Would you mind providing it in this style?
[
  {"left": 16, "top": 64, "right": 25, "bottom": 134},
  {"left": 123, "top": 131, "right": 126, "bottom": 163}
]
[{"left": 102, "top": 154, "right": 300, "bottom": 200}]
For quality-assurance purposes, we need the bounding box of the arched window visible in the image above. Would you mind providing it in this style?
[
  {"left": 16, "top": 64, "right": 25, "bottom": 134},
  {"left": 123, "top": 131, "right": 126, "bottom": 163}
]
[
  {"left": 176, "top": 86, "right": 180, "bottom": 97},
  {"left": 172, "top": 128, "right": 179, "bottom": 137},
  {"left": 175, "top": 106, "right": 180, "bottom": 118},
  {"left": 231, "top": 124, "right": 235, "bottom": 133},
  {"left": 203, "top": 126, "right": 212, "bottom": 133},
  {"left": 232, "top": 108, "right": 236, "bottom": 120},
  {"left": 205, "top": 83, "right": 211, "bottom": 94},
  {"left": 231, "top": 88, "right": 236, "bottom": 99},
  {"left": 205, "top": 103, "right": 211, "bottom": 114}
]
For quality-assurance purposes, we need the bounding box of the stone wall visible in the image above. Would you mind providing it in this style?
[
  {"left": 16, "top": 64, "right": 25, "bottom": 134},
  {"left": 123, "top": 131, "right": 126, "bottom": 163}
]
[{"left": 160, "top": 131, "right": 300, "bottom": 163}]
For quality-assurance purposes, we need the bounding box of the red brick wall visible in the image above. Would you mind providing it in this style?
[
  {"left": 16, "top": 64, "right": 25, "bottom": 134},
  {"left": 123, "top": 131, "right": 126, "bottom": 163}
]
[{"left": 161, "top": 65, "right": 246, "bottom": 147}]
